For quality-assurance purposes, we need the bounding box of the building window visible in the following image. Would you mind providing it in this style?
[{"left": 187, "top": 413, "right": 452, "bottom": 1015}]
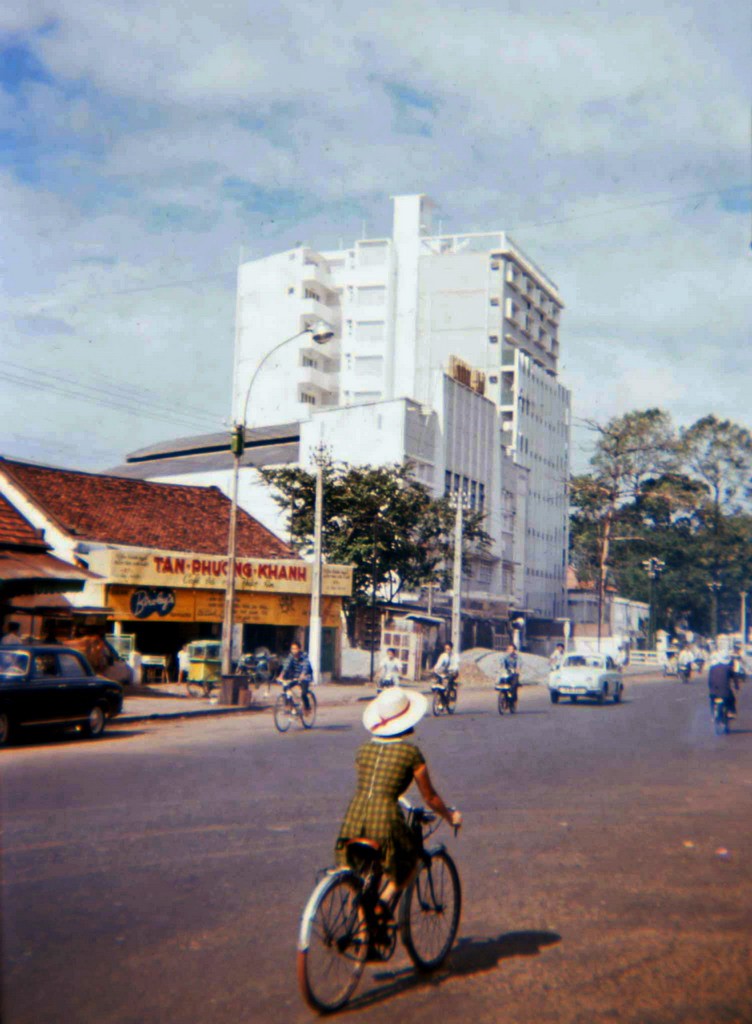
[
  {"left": 355, "top": 321, "right": 385, "bottom": 343},
  {"left": 302, "top": 355, "right": 317, "bottom": 368},
  {"left": 354, "top": 355, "right": 383, "bottom": 378},
  {"left": 301, "top": 392, "right": 316, "bottom": 405},
  {"left": 445, "top": 470, "right": 452, "bottom": 495},
  {"left": 357, "top": 286, "right": 386, "bottom": 306},
  {"left": 489, "top": 335, "right": 498, "bottom": 344},
  {"left": 287, "top": 286, "right": 295, "bottom": 295}
]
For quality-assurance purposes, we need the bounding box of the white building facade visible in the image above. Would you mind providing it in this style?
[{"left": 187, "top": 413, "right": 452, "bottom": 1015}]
[{"left": 229, "top": 194, "right": 570, "bottom": 619}]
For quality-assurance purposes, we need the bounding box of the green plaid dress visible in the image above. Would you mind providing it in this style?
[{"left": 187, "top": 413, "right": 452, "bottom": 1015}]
[{"left": 334, "top": 737, "right": 425, "bottom": 885}]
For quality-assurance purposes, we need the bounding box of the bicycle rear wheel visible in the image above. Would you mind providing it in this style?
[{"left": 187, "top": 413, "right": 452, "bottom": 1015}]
[
  {"left": 400, "top": 849, "right": 461, "bottom": 971},
  {"left": 714, "top": 706, "right": 729, "bottom": 735},
  {"left": 300, "top": 690, "right": 317, "bottom": 729},
  {"left": 274, "top": 694, "right": 292, "bottom": 732},
  {"left": 298, "top": 872, "right": 368, "bottom": 1012}
]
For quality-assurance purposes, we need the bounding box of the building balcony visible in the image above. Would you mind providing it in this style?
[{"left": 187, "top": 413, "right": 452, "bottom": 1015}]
[
  {"left": 299, "top": 297, "right": 339, "bottom": 325},
  {"left": 297, "top": 364, "right": 340, "bottom": 394}
]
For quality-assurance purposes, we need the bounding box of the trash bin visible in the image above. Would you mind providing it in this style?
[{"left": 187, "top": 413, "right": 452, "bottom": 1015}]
[{"left": 219, "top": 675, "right": 251, "bottom": 706}]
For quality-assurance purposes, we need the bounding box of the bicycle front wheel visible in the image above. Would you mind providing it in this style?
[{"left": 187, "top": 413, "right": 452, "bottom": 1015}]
[
  {"left": 186, "top": 680, "right": 207, "bottom": 698},
  {"left": 300, "top": 690, "right": 317, "bottom": 729},
  {"left": 400, "top": 849, "right": 461, "bottom": 971},
  {"left": 497, "top": 690, "right": 506, "bottom": 715},
  {"left": 432, "top": 692, "right": 444, "bottom": 716},
  {"left": 445, "top": 686, "right": 457, "bottom": 714},
  {"left": 297, "top": 872, "right": 368, "bottom": 1013},
  {"left": 274, "top": 694, "right": 292, "bottom": 732}
]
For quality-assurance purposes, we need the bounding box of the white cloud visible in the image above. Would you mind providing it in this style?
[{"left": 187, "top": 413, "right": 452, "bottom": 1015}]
[{"left": 0, "top": 0, "right": 749, "bottom": 473}]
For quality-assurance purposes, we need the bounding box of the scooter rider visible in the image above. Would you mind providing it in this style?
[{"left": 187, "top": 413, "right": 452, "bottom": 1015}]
[
  {"left": 498, "top": 641, "right": 521, "bottom": 707},
  {"left": 707, "top": 650, "right": 746, "bottom": 719},
  {"left": 433, "top": 642, "right": 459, "bottom": 687},
  {"left": 677, "top": 645, "right": 694, "bottom": 682}
]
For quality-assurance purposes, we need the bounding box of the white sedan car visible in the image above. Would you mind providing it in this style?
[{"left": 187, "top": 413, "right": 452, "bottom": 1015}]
[{"left": 548, "top": 653, "right": 624, "bottom": 705}]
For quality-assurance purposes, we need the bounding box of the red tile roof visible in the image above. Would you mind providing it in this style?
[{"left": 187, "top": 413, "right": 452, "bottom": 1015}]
[
  {"left": 0, "top": 458, "right": 293, "bottom": 559},
  {"left": 0, "top": 493, "right": 48, "bottom": 549}
]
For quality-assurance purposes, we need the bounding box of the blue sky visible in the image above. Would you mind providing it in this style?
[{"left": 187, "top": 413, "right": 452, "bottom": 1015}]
[{"left": 0, "top": 0, "right": 750, "bottom": 471}]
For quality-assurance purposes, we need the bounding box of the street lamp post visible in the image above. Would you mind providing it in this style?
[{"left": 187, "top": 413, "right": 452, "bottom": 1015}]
[
  {"left": 220, "top": 320, "right": 334, "bottom": 677},
  {"left": 707, "top": 579, "right": 722, "bottom": 642},
  {"left": 642, "top": 557, "right": 665, "bottom": 650}
]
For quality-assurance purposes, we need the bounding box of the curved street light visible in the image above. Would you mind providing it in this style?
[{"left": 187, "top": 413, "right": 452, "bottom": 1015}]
[{"left": 221, "top": 320, "right": 335, "bottom": 676}]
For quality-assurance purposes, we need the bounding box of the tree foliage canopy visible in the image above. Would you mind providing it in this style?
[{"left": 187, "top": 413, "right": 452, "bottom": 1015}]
[
  {"left": 260, "top": 459, "right": 490, "bottom": 605},
  {"left": 571, "top": 409, "right": 752, "bottom": 637}
]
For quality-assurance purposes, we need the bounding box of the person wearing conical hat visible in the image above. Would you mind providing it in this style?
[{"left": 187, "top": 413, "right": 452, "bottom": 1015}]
[{"left": 334, "top": 686, "right": 462, "bottom": 906}]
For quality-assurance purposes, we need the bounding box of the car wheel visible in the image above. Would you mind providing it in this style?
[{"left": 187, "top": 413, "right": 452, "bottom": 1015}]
[
  {"left": 0, "top": 712, "right": 12, "bottom": 747},
  {"left": 596, "top": 688, "right": 606, "bottom": 705},
  {"left": 84, "top": 704, "right": 107, "bottom": 739},
  {"left": 613, "top": 685, "right": 622, "bottom": 704},
  {"left": 570, "top": 695, "right": 578, "bottom": 703},
  {"left": 549, "top": 690, "right": 559, "bottom": 704}
]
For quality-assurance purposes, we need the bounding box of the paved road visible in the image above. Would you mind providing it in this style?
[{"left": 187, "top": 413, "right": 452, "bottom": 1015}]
[{"left": 2, "top": 675, "right": 751, "bottom": 1024}]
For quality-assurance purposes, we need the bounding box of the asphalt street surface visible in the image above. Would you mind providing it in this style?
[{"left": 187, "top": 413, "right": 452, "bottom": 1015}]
[{"left": 2, "top": 674, "right": 752, "bottom": 1024}]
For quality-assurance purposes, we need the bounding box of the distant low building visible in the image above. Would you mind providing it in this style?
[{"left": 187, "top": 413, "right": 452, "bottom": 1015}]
[{"left": 567, "top": 566, "right": 648, "bottom": 653}]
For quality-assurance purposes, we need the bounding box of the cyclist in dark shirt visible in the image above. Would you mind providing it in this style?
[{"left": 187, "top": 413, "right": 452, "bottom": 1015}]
[
  {"left": 707, "top": 654, "right": 746, "bottom": 718},
  {"left": 277, "top": 641, "right": 314, "bottom": 710}
]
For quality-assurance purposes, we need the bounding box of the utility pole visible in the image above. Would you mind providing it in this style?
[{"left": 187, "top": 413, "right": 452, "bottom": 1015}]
[
  {"left": 451, "top": 493, "right": 465, "bottom": 652},
  {"left": 707, "top": 579, "right": 722, "bottom": 640},
  {"left": 642, "top": 557, "right": 665, "bottom": 650},
  {"left": 741, "top": 590, "right": 748, "bottom": 647},
  {"left": 308, "top": 452, "right": 324, "bottom": 683}
]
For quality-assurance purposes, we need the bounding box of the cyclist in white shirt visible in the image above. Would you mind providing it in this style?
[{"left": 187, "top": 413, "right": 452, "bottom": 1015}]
[
  {"left": 433, "top": 642, "right": 460, "bottom": 683},
  {"left": 378, "top": 648, "right": 402, "bottom": 691}
]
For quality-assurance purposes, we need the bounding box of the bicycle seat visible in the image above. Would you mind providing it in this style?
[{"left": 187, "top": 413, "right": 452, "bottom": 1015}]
[{"left": 345, "top": 838, "right": 382, "bottom": 872}]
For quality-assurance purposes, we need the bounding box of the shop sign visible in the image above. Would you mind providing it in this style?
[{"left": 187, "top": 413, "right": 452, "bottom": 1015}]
[
  {"left": 89, "top": 548, "right": 352, "bottom": 596},
  {"left": 107, "top": 585, "right": 342, "bottom": 627}
]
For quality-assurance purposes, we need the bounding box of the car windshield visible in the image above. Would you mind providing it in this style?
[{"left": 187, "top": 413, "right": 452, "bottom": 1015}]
[
  {"left": 564, "top": 655, "right": 604, "bottom": 668},
  {"left": 0, "top": 651, "right": 30, "bottom": 677}
]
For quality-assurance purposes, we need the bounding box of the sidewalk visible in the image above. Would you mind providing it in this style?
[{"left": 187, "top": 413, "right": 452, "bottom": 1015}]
[{"left": 117, "top": 680, "right": 377, "bottom": 725}]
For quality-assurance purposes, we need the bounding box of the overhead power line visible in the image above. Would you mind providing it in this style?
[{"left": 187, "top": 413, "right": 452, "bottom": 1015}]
[
  {"left": 507, "top": 185, "right": 751, "bottom": 234},
  {"left": 0, "top": 368, "right": 223, "bottom": 435}
]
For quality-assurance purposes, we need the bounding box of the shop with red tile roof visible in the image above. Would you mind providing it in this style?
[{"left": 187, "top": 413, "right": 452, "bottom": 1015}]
[{"left": 0, "top": 457, "right": 351, "bottom": 674}]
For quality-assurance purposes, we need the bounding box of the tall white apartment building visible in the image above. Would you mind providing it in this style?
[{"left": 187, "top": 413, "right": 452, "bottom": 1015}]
[{"left": 231, "top": 195, "right": 571, "bottom": 618}]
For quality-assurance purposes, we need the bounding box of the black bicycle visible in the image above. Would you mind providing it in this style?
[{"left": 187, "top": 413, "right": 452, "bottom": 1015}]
[
  {"left": 297, "top": 802, "right": 461, "bottom": 1013},
  {"left": 431, "top": 673, "right": 458, "bottom": 716},
  {"left": 273, "top": 680, "right": 317, "bottom": 732}
]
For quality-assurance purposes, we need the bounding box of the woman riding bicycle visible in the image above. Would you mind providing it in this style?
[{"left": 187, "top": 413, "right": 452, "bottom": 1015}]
[{"left": 334, "top": 687, "right": 462, "bottom": 908}]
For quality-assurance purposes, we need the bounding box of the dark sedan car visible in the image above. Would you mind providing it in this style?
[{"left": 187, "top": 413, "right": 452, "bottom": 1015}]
[{"left": 0, "top": 644, "right": 123, "bottom": 747}]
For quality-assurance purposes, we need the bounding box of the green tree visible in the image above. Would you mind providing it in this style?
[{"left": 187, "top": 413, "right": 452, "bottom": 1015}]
[
  {"left": 260, "top": 459, "right": 490, "bottom": 612},
  {"left": 679, "top": 416, "right": 752, "bottom": 635},
  {"left": 573, "top": 409, "right": 677, "bottom": 638}
]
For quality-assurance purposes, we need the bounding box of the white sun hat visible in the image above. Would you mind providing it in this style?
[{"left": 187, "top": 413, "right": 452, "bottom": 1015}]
[{"left": 362, "top": 686, "right": 428, "bottom": 737}]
